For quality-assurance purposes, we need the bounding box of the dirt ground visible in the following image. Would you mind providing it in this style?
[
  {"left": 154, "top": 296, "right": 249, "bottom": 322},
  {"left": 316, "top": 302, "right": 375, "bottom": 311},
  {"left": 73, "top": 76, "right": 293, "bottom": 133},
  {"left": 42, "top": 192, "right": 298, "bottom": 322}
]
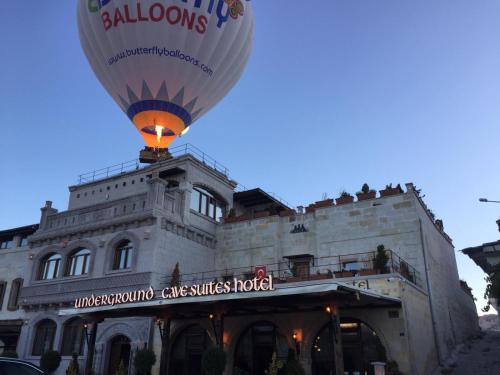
[{"left": 437, "top": 331, "right": 500, "bottom": 374}]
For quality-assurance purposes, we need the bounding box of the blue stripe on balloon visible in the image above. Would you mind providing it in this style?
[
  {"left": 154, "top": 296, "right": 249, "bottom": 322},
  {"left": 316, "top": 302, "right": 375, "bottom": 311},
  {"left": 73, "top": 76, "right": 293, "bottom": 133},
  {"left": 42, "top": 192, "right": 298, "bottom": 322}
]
[{"left": 127, "top": 100, "right": 192, "bottom": 126}]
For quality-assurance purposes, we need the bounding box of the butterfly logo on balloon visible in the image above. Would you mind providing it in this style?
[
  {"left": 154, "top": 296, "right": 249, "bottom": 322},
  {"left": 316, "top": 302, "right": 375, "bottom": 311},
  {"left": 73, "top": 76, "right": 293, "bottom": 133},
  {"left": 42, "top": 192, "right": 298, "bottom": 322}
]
[{"left": 224, "top": 0, "right": 244, "bottom": 20}]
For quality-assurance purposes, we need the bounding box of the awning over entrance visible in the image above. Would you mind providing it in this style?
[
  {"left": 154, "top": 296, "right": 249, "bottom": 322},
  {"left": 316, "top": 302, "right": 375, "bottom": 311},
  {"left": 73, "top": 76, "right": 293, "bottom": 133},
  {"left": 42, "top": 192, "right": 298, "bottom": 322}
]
[{"left": 58, "top": 280, "right": 400, "bottom": 319}]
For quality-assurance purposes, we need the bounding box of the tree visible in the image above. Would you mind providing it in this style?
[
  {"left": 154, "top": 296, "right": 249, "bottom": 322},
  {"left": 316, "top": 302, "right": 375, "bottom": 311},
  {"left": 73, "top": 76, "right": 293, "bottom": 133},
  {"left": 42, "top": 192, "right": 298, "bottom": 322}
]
[
  {"left": 115, "top": 360, "right": 126, "bottom": 375},
  {"left": 134, "top": 348, "right": 157, "bottom": 375},
  {"left": 66, "top": 353, "right": 80, "bottom": 375},
  {"left": 264, "top": 353, "right": 283, "bottom": 375},
  {"left": 374, "top": 245, "right": 389, "bottom": 273},
  {"left": 284, "top": 350, "right": 305, "bottom": 375},
  {"left": 170, "top": 262, "right": 181, "bottom": 287},
  {"left": 40, "top": 350, "right": 62, "bottom": 374},
  {"left": 202, "top": 346, "right": 226, "bottom": 375},
  {"left": 482, "top": 265, "right": 500, "bottom": 312}
]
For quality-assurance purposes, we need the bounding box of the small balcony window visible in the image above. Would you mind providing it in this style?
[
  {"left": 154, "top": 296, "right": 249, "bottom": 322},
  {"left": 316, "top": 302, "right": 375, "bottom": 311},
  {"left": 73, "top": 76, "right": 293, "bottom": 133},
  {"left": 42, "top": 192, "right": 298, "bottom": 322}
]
[
  {"left": 113, "top": 240, "right": 133, "bottom": 270},
  {"left": 190, "top": 187, "right": 226, "bottom": 222},
  {"left": 39, "top": 254, "right": 62, "bottom": 280},
  {"left": 67, "top": 249, "right": 91, "bottom": 276},
  {"left": 0, "top": 239, "right": 14, "bottom": 249}
]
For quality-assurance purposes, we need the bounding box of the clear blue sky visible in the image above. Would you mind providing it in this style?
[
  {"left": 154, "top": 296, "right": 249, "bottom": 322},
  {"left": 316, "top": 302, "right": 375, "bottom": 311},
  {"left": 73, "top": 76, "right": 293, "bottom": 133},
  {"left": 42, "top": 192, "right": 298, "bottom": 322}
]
[{"left": 1, "top": 1, "right": 499, "bottom": 314}]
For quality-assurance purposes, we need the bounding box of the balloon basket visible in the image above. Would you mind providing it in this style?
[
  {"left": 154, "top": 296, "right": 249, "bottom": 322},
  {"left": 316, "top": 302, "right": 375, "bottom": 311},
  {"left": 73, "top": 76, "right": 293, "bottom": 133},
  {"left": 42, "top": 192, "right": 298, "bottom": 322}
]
[{"left": 139, "top": 147, "right": 172, "bottom": 164}]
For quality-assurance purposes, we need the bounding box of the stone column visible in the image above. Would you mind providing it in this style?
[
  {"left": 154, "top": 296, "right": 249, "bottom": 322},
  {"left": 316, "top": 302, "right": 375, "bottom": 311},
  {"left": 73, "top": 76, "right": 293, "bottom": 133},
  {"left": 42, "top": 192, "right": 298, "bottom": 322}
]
[
  {"left": 327, "top": 306, "right": 344, "bottom": 375},
  {"left": 84, "top": 321, "right": 99, "bottom": 375},
  {"left": 159, "top": 318, "right": 171, "bottom": 375}
]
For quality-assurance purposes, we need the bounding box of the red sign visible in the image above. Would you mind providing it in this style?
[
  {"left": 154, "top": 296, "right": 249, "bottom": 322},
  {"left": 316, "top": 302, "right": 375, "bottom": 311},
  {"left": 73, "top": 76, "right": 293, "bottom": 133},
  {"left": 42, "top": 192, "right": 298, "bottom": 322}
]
[{"left": 255, "top": 266, "right": 267, "bottom": 279}]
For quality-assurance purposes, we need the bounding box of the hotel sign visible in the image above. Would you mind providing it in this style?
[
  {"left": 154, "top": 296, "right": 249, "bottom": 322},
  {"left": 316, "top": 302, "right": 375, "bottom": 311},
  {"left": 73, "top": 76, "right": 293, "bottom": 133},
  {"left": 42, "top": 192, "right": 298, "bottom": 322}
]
[{"left": 74, "top": 276, "right": 274, "bottom": 309}]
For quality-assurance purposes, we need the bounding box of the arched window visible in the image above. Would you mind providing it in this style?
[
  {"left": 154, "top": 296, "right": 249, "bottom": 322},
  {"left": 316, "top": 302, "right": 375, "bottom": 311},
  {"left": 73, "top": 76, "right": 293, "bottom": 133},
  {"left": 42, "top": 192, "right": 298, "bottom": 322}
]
[
  {"left": 170, "top": 325, "right": 212, "bottom": 375},
  {"left": 32, "top": 319, "right": 56, "bottom": 356},
  {"left": 67, "top": 249, "right": 91, "bottom": 276},
  {"left": 61, "top": 318, "right": 84, "bottom": 356},
  {"left": 190, "top": 187, "right": 226, "bottom": 222},
  {"left": 39, "top": 254, "right": 61, "bottom": 280},
  {"left": 113, "top": 240, "right": 133, "bottom": 270},
  {"left": 108, "top": 335, "right": 131, "bottom": 375},
  {"left": 234, "top": 322, "right": 290, "bottom": 375}
]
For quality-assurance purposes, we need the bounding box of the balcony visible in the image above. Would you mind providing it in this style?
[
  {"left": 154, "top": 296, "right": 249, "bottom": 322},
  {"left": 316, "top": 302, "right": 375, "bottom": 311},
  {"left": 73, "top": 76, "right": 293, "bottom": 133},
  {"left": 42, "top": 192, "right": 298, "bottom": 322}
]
[{"left": 163, "top": 250, "right": 422, "bottom": 289}]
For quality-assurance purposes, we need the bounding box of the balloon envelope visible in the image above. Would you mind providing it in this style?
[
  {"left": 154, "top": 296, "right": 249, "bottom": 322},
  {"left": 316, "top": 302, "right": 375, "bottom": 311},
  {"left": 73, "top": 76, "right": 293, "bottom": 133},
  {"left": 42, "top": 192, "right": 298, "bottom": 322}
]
[{"left": 77, "top": 0, "right": 253, "bottom": 148}]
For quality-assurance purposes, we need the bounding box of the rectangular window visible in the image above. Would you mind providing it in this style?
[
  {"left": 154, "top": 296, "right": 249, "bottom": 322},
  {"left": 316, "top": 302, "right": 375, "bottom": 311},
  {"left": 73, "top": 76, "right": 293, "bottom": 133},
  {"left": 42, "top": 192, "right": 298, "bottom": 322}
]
[
  {"left": 0, "top": 281, "right": 6, "bottom": 310},
  {"left": 19, "top": 236, "right": 29, "bottom": 247},
  {"left": 342, "top": 261, "right": 361, "bottom": 272},
  {"left": 0, "top": 239, "right": 14, "bottom": 249},
  {"left": 200, "top": 194, "right": 208, "bottom": 216},
  {"left": 7, "top": 279, "right": 23, "bottom": 311},
  {"left": 190, "top": 189, "right": 201, "bottom": 211}
]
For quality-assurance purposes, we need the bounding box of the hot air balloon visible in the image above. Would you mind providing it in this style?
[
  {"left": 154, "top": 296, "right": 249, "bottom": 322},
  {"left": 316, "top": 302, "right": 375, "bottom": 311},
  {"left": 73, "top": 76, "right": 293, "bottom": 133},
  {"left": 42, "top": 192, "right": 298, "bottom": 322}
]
[{"left": 77, "top": 0, "right": 253, "bottom": 162}]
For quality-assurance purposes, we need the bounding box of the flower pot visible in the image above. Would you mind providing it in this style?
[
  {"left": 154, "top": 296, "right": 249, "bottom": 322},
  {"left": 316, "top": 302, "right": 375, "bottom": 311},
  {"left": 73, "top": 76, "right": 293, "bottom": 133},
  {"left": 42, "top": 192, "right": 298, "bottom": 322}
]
[
  {"left": 356, "top": 191, "right": 376, "bottom": 201},
  {"left": 359, "top": 269, "right": 380, "bottom": 276},
  {"left": 305, "top": 205, "right": 316, "bottom": 213},
  {"left": 334, "top": 271, "right": 354, "bottom": 278},
  {"left": 308, "top": 274, "right": 330, "bottom": 281},
  {"left": 254, "top": 211, "right": 270, "bottom": 219},
  {"left": 314, "top": 199, "right": 334, "bottom": 208},
  {"left": 335, "top": 195, "right": 354, "bottom": 205},
  {"left": 279, "top": 210, "right": 296, "bottom": 217},
  {"left": 379, "top": 186, "right": 403, "bottom": 197}
]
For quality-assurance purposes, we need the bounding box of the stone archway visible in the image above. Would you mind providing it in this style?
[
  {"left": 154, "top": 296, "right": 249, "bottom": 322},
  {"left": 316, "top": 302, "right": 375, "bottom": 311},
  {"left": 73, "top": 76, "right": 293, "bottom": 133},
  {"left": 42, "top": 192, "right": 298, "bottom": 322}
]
[
  {"left": 311, "top": 318, "right": 387, "bottom": 375},
  {"left": 233, "top": 321, "right": 290, "bottom": 375},
  {"left": 169, "top": 324, "right": 212, "bottom": 375}
]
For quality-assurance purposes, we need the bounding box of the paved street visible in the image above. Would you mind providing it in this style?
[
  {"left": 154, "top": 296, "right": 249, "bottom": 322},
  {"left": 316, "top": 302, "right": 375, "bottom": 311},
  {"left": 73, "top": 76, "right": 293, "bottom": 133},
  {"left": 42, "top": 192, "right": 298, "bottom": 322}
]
[{"left": 440, "top": 331, "right": 500, "bottom": 374}]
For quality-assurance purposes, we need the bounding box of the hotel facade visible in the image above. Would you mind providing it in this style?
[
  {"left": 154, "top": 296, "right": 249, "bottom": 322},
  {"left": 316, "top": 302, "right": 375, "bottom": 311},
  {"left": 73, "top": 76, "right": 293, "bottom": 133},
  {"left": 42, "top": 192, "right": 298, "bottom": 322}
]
[{"left": 0, "top": 146, "right": 479, "bottom": 375}]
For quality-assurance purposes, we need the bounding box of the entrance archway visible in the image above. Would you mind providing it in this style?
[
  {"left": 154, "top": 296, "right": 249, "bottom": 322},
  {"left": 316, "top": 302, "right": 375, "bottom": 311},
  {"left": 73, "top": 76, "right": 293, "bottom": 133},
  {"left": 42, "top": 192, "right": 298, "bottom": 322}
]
[
  {"left": 311, "top": 318, "right": 386, "bottom": 375},
  {"left": 107, "top": 335, "right": 131, "bottom": 375},
  {"left": 234, "top": 321, "right": 290, "bottom": 375},
  {"left": 169, "top": 325, "right": 212, "bottom": 375}
]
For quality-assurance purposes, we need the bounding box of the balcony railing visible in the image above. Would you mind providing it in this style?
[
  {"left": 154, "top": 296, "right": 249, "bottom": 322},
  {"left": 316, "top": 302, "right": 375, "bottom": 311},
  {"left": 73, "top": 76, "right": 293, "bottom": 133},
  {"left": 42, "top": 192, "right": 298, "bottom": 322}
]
[
  {"left": 163, "top": 250, "right": 422, "bottom": 289},
  {"left": 76, "top": 143, "right": 230, "bottom": 185}
]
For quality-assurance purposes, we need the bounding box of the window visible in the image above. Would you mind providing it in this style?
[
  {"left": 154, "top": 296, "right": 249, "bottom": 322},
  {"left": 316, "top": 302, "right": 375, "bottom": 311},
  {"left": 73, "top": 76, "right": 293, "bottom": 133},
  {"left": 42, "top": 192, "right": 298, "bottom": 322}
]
[
  {"left": 190, "top": 187, "right": 226, "bottom": 222},
  {"left": 32, "top": 319, "right": 56, "bottom": 356},
  {"left": 61, "top": 318, "right": 84, "bottom": 356},
  {"left": 0, "top": 239, "right": 14, "bottom": 249},
  {"left": 39, "top": 254, "right": 61, "bottom": 280},
  {"left": 19, "top": 236, "right": 29, "bottom": 247},
  {"left": 67, "top": 249, "right": 91, "bottom": 276},
  {"left": 113, "top": 240, "right": 133, "bottom": 270},
  {"left": 7, "top": 278, "right": 23, "bottom": 311},
  {"left": 0, "top": 281, "right": 6, "bottom": 310},
  {"left": 342, "top": 261, "right": 361, "bottom": 272}
]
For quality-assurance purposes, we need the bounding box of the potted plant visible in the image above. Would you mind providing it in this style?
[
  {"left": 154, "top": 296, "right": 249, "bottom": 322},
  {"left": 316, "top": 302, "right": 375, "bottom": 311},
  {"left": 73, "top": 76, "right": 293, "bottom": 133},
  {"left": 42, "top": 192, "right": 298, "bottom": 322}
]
[
  {"left": 254, "top": 210, "right": 270, "bottom": 219},
  {"left": 334, "top": 269, "right": 355, "bottom": 278},
  {"left": 265, "top": 352, "right": 284, "bottom": 375},
  {"left": 66, "top": 353, "right": 80, "bottom": 375},
  {"left": 314, "top": 198, "right": 334, "bottom": 208},
  {"left": 356, "top": 183, "right": 376, "bottom": 201},
  {"left": 202, "top": 346, "right": 227, "bottom": 375},
  {"left": 309, "top": 269, "right": 329, "bottom": 281},
  {"left": 335, "top": 191, "right": 354, "bottom": 205},
  {"left": 386, "top": 360, "right": 402, "bottom": 375},
  {"left": 374, "top": 245, "right": 390, "bottom": 274},
  {"left": 134, "top": 348, "right": 157, "bottom": 375},
  {"left": 379, "top": 183, "right": 404, "bottom": 197},
  {"left": 40, "top": 350, "right": 62, "bottom": 375},
  {"left": 284, "top": 350, "right": 305, "bottom": 375}
]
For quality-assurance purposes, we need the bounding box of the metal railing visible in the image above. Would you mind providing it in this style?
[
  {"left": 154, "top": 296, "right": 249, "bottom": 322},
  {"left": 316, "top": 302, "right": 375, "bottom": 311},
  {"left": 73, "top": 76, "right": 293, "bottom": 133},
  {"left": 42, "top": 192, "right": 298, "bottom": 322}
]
[
  {"left": 162, "top": 250, "right": 422, "bottom": 288},
  {"left": 76, "top": 143, "right": 230, "bottom": 185}
]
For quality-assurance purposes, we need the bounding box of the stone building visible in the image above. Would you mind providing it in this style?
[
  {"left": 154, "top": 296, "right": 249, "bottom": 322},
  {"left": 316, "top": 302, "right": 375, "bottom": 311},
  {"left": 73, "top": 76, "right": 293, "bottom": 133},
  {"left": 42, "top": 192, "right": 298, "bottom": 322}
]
[
  {"left": 0, "top": 224, "right": 38, "bottom": 355},
  {"left": 0, "top": 146, "right": 478, "bottom": 375}
]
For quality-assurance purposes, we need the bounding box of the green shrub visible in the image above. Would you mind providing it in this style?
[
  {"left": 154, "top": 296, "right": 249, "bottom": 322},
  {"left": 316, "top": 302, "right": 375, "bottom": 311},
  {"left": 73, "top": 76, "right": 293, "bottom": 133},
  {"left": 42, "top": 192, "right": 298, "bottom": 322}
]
[
  {"left": 264, "top": 353, "right": 283, "bottom": 375},
  {"left": 115, "top": 361, "right": 126, "bottom": 375},
  {"left": 284, "top": 350, "right": 305, "bottom": 375},
  {"left": 133, "top": 348, "right": 156, "bottom": 375},
  {"left": 202, "top": 346, "right": 226, "bottom": 375},
  {"left": 66, "top": 353, "right": 80, "bottom": 375},
  {"left": 374, "top": 245, "right": 389, "bottom": 273},
  {"left": 40, "top": 350, "right": 61, "bottom": 374}
]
